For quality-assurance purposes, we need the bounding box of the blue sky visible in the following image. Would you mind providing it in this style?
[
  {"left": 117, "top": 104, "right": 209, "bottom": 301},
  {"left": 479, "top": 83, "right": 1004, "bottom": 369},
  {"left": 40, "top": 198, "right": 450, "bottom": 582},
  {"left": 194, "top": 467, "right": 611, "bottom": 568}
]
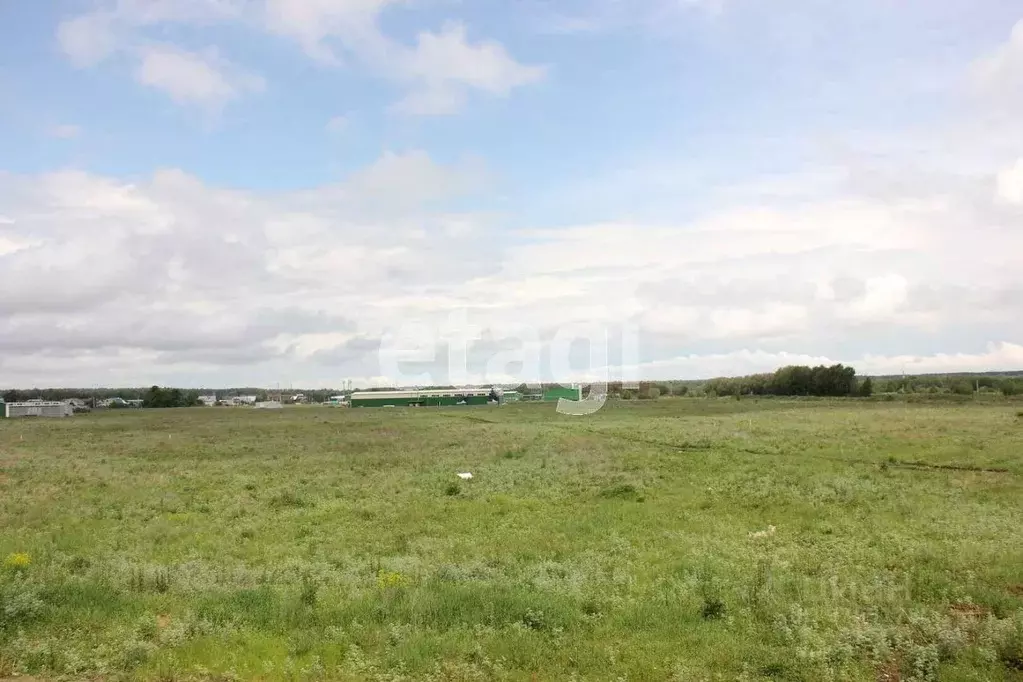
[{"left": 1, "top": 0, "right": 1022, "bottom": 388}]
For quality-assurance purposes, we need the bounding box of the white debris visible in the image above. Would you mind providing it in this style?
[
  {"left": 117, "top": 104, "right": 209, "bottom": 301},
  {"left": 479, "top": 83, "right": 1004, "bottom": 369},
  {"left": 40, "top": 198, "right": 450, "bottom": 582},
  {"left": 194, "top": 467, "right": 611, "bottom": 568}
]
[
  {"left": 456, "top": 472, "right": 473, "bottom": 480},
  {"left": 748, "top": 525, "right": 776, "bottom": 539}
]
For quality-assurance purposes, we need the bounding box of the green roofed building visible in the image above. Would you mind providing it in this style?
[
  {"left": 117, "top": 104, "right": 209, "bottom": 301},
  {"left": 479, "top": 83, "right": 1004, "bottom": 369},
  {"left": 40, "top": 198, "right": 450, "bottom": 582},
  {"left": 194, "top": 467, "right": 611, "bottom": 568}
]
[
  {"left": 542, "top": 385, "right": 583, "bottom": 402},
  {"left": 350, "top": 388, "right": 501, "bottom": 408}
]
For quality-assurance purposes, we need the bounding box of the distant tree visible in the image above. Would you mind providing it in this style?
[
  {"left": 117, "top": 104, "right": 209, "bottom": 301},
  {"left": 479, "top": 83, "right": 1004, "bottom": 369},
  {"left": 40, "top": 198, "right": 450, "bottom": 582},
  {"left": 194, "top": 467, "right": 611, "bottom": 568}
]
[
  {"left": 143, "top": 385, "right": 197, "bottom": 408},
  {"left": 859, "top": 377, "right": 873, "bottom": 397}
]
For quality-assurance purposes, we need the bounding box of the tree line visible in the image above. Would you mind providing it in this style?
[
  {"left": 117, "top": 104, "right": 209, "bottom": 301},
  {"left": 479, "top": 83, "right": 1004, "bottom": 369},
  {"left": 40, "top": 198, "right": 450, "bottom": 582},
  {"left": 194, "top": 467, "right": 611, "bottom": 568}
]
[{"left": 702, "top": 364, "right": 864, "bottom": 397}]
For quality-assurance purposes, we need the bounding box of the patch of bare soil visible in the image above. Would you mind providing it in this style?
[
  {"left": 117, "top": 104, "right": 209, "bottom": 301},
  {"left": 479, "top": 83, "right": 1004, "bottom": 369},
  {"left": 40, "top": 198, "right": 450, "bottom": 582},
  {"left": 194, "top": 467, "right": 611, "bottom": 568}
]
[
  {"left": 949, "top": 602, "right": 992, "bottom": 618},
  {"left": 876, "top": 659, "right": 902, "bottom": 682}
]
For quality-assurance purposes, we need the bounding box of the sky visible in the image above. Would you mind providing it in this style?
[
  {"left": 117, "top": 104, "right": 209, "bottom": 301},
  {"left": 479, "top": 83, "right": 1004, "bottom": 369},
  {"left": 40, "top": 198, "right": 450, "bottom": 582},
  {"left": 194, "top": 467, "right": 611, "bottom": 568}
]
[{"left": 1, "top": 0, "right": 1022, "bottom": 389}]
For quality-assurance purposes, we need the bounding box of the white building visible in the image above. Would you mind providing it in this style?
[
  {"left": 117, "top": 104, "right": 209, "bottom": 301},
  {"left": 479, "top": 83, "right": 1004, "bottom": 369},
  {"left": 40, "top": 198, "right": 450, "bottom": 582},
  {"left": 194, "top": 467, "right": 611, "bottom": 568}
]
[
  {"left": 198, "top": 395, "right": 217, "bottom": 406},
  {"left": 237, "top": 395, "right": 258, "bottom": 405},
  {"left": 5, "top": 401, "right": 73, "bottom": 418}
]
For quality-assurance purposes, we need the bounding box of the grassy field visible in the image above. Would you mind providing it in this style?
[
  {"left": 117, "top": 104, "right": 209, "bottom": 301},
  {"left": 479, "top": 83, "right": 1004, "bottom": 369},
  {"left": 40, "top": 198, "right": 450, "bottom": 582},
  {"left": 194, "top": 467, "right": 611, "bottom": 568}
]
[{"left": 2, "top": 399, "right": 1023, "bottom": 681}]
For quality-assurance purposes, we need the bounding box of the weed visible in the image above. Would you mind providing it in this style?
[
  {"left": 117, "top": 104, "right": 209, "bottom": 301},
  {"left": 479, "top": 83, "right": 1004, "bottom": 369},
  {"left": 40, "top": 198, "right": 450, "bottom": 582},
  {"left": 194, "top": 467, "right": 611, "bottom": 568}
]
[
  {"left": 997, "top": 623, "right": 1023, "bottom": 671},
  {"left": 0, "top": 584, "right": 44, "bottom": 629},
  {"left": 444, "top": 482, "right": 461, "bottom": 496},
  {"left": 598, "top": 483, "right": 640, "bottom": 500},
  {"left": 376, "top": 570, "right": 408, "bottom": 589},
  {"left": 519, "top": 609, "right": 547, "bottom": 630},
  {"left": 130, "top": 567, "right": 172, "bottom": 593},
  {"left": 300, "top": 576, "right": 318, "bottom": 607},
  {"left": 154, "top": 568, "right": 172, "bottom": 593},
  {"left": 3, "top": 552, "right": 31, "bottom": 571},
  {"left": 700, "top": 597, "right": 726, "bottom": 620},
  {"left": 118, "top": 640, "right": 155, "bottom": 670},
  {"left": 67, "top": 555, "right": 90, "bottom": 573},
  {"left": 269, "top": 491, "right": 310, "bottom": 509}
]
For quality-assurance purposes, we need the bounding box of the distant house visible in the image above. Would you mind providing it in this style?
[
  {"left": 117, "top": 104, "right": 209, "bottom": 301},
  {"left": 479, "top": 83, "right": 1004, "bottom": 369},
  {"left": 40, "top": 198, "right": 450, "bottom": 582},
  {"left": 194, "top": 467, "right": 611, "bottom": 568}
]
[
  {"left": 4, "top": 401, "right": 73, "bottom": 418},
  {"left": 198, "top": 395, "right": 217, "bottom": 406},
  {"left": 125, "top": 399, "right": 144, "bottom": 408},
  {"left": 99, "top": 397, "right": 128, "bottom": 408},
  {"left": 237, "top": 395, "right": 257, "bottom": 405},
  {"left": 292, "top": 393, "right": 306, "bottom": 403}
]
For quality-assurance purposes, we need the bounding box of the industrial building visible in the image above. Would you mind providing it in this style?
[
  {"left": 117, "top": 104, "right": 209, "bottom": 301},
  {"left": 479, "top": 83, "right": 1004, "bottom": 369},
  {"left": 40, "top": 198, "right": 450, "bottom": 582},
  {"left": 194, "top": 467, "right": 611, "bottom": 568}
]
[
  {"left": 350, "top": 387, "right": 501, "bottom": 408},
  {"left": 348, "top": 385, "right": 583, "bottom": 408},
  {"left": 518, "top": 385, "right": 583, "bottom": 402},
  {"left": 542, "top": 385, "right": 583, "bottom": 401},
  {"left": 4, "top": 401, "right": 73, "bottom": 418}
]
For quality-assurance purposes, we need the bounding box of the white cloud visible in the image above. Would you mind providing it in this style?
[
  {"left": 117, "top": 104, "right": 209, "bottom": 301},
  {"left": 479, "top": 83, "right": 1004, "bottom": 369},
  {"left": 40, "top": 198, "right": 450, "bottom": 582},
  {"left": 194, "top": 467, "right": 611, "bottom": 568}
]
[
  {"left": 263, "top": 3, "right": 545, "bottom": 114},
  {"left": 384, "top": 22, "right": 545, "bottom": 114},
  {"left": 973, "top": 19, "right": 1023, "bottom": 92},
  {"left": 8, "top": 133, "right": 1022, "bottom": 388},
  {"left": 398, "top": 22, "right": 546, "bottom": 98},
  {"left": 263, "top": 0, "right": 390, "bottom": 63},
  {"left": 48, "top": 124, "right": 82, "bottom": 139},
  {"left": 57, "top": 11, "right": 118, "bottom": 67},
  {"left": 996, "top": 158, "right": 1023, "bottom": 204},
  {"left": 56, "top": 0, "right": 245, "bottom": 66},
  {"left": 57, "top": 1, "right": 542, "bottom": 115},
  {"left": 134, "top": 45, "right": 265, "bottom": 109}
]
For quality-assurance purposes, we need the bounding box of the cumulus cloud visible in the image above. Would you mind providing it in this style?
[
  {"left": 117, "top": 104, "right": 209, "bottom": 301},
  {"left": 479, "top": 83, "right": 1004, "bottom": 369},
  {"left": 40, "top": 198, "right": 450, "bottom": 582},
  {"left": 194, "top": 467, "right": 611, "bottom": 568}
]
[
  {"left": 56, "top": 1, "right": 262, "bottom": 111},
  {"left": 391, "top": 22, "right": 546, "bottom": 115},
  {"left": 134, "top": 45, "right": 265, "bottom": 110},
  {"left": 3, "top": 132, "right": 1022, "bottom": 387},
  {"left": 973, "top": 19, "right": 1023, "bottom": 101},
  {"left": 57, "top": 11, "right": 118, "bottom": 67},
  {"left": 57, "top": 0, "right": 543, "bottom": 115}
]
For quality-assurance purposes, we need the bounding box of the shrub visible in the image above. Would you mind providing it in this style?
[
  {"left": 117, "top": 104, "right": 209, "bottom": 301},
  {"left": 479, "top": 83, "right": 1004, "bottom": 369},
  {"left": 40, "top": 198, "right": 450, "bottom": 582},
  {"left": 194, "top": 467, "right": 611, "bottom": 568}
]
[
  {"left": 300, "top": 577, "right": 318, "bottom": 607},
  {"left": 700, "top": 597, "right": 725, "bottom": 620},
  {"left": 269, "top": 491, "right": 311, "bottom": 509},
  {"left": 0, "top": 584, "right": 44, "bottom": 629}
]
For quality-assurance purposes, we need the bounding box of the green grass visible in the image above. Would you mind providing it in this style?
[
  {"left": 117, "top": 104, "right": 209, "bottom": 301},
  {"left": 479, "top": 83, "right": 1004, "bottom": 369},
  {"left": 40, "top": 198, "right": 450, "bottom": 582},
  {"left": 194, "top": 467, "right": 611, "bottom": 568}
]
[{"left": 2, "top": 399, "right": 1023, "bottom": 681}]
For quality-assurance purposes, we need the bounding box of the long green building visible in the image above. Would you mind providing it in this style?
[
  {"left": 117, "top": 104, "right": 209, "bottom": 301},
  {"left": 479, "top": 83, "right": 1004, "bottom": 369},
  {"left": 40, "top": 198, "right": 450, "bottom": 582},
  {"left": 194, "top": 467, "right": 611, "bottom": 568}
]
[{"left": 349, "top": 388, "right": 500, "bottom": 408}]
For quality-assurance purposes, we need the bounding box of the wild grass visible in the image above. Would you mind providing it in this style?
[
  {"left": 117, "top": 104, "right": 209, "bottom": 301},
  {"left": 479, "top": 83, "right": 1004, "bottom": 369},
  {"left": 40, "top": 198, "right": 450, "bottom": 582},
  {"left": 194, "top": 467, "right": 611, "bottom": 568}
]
[{"left": 1, "top": 399, "right": 1023, "bottom": 680}]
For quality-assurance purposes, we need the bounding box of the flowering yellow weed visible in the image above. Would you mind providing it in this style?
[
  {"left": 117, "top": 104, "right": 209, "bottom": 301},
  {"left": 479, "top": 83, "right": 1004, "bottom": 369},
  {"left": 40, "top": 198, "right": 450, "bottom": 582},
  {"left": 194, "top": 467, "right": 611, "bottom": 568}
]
[
  {"left": 376, "top": 570, "right": 408, "bottom": 589},
  {"left": 4, "top": 552, "right": 31, "bottom": 569}
]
